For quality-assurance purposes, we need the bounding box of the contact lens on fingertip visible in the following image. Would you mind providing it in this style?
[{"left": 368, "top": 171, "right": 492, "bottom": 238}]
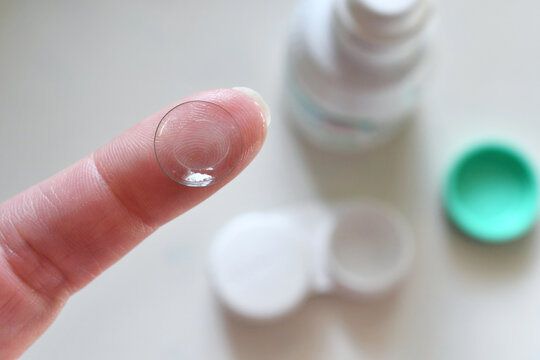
[{"left": 154, "top": 100, "right": 243, "bottom": 187}]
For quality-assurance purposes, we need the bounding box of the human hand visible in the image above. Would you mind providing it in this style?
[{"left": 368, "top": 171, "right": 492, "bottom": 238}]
[{"left": 0, "top": 88, "right": 270, "bottom": 359}]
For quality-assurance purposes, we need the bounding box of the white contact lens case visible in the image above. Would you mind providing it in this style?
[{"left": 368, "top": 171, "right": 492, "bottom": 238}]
[{"left": 208, "top": 201, "right": 414, "bottom": 320}]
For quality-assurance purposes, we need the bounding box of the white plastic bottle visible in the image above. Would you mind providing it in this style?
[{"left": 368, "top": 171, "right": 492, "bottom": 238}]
[{"left": 285, "top": 0, "right": 435, "bottom": 151}]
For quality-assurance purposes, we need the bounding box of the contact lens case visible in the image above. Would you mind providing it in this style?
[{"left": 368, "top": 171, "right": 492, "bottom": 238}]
[{"left": 208, "top": 201, "right": 415, "bottom": 320}]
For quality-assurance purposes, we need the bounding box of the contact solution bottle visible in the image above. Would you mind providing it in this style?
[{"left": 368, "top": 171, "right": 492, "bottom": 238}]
[{"left": 285, "top": 0, "right": 436, "bottom": 151}]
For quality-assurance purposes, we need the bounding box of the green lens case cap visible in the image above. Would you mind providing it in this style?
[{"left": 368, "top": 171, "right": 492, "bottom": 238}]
[{"left": 444, "top": 143, "right": 538, "bottom": 243}]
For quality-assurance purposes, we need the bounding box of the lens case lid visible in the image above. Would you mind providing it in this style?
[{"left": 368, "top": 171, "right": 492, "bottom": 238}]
[
  {"left": 208, "top": 201, "right": 415, "bottom": 320},
  {"left": 444, "top": 142, "right": 538, "bottom": 243}
]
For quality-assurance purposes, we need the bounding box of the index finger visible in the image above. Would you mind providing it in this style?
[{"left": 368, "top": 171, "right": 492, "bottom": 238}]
[
  {"left": 1, "top": 87, "right": 269, "bottom": 299},
  {"left": 0, "top": 87, "right": 269, "bottom": 358}
]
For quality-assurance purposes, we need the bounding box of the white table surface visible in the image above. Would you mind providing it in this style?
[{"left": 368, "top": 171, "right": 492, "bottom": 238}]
[{"left": 2, "top": 0, "right": 540, "bottom": 359}]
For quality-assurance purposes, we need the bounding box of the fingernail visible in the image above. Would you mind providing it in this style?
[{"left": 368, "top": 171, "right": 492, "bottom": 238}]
[{"left": 232, "top": 87, "right": 272, "bottom": 127}]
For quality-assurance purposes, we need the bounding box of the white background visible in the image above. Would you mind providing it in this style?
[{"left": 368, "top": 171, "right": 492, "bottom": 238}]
[{"left": 1, "top": 0, "right": 540, "bottom": 359}]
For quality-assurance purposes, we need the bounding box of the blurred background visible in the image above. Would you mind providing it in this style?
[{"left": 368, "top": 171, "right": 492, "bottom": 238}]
[{"left": 1, "top": 0, "right": 540, "bottom": 359}]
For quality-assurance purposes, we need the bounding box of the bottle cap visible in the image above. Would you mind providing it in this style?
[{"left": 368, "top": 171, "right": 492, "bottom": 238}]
[
  {"left": 355, "top": 0, "right": 420, "bottom": 17},
  {"left": 444, "top": 142, "right": 538, "bottom": 243},
  {"left": 337, "top": 0, "right": 432, "bottom": 43}
]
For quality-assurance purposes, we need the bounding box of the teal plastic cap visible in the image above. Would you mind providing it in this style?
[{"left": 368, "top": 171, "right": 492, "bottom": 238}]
[{"left": 444, "top": 143, "right": 538, "bottom": 243}]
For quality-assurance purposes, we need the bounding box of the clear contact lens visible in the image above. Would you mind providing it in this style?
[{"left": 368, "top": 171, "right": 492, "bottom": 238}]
[{"left": 154, "top": 100, "right": 243, "bottom": 187}]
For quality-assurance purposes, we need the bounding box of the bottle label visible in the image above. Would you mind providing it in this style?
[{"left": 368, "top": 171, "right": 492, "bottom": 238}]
[{"left": 286, "top": 76, "right": 412, "bottom": 150}]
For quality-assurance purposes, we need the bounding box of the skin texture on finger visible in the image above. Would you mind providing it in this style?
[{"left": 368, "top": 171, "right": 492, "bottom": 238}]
[{"left": 0, "top": 88, "right": 267, "bottom": 359}]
